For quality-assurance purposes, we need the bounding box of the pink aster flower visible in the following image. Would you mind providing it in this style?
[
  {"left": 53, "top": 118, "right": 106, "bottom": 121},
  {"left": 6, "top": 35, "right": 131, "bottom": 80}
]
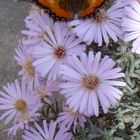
[
  {"left": 23, "top": 120, "right": 72, "bottom": 140},
  {"left": 60, "top": 51, "right": 126, "bottom": 116},
  {"left": 14, "top": 41, "right": 40, "bottom": 87},
  {"left": 0, "top": 80, "right": 40, "bottom": 125},
  {"left": 57, "top": 106, "right": 87, "bottom": 133},
  {"left": 22, "top": 6, "right": 53, "bottom": 46},
  {"left": 69, "top": 3, "right": 124, "bottom": 46},
  {"left": 122, "top": 0, "right": 140, "bottom": 54},
  {"left": 34, "top": 79, "right": 60, "bottom": 104},
  {"left": 33, "top": 22, "right": 85, "bottom": 80}
]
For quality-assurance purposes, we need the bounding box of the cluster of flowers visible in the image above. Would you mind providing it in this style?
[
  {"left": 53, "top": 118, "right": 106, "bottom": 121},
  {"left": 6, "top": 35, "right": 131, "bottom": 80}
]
[{"left": 1, "top": 0, "right": 140, "bottom": 139}]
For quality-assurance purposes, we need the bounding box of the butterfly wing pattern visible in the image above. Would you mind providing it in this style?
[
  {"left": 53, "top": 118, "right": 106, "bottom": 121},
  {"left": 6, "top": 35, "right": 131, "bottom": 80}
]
[{"left": 36, "top": 0, "right": 106, "bottom": 19}]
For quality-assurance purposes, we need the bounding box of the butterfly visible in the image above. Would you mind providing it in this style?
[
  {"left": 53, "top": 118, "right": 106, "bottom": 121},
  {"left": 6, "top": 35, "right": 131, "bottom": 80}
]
[{"left": 35, "top": 0, "right": 106, "bottom": 19}]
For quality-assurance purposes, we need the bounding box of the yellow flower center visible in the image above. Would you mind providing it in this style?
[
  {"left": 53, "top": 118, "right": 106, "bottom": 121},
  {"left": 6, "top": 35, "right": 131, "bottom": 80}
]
[
  {"left": 94, "top": 9, "right": 108, "bottom": 22},
  {"left": 83, "top": 75, "right": 100, "bottom": 90},
  {"left": 38, "top": 89, "right": 47, "bottom": 100},
  {"left": 15, "top": 99, "right": 27, "bottom": 112},
  {"left": 24, "top": 60, "right": 35, "bottom": 78}
]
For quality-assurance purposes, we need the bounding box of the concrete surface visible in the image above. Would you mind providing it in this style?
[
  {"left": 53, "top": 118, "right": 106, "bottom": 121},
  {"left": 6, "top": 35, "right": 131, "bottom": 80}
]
[{"left": 0, "top": 0, "right": 30, "bottom": 139}]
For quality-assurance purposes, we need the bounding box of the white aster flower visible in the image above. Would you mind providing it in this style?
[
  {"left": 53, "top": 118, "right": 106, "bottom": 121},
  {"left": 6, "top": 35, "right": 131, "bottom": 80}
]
[
  {"left": 69, "top": 3, "right": 124, "bottom": 46},
  {"left": 14, "top": 41, "right": 40, "bottom": 87},
  {"left": 57, "top": 106, "right": 87, "bottom": 133},
  {"left": 22, "top": 7, "right": 53, "bottom": 46},
  {"left": 33, "top": 22, "right": 85, "bottom": 80},
  {"left": 34, "top": 79, "right": 60, "bottom": 104},
  {"left": 0, "top": 80, "right": 40, "bottom": 127},
  {"left": 23, "top": 120, "right": 72, "bottom": 140},
  {"left": 122, "top": 0, "right": 140, "bottom": 54},
  {"left": 60, "top": 51, "right": 126, "bottom": 116}
]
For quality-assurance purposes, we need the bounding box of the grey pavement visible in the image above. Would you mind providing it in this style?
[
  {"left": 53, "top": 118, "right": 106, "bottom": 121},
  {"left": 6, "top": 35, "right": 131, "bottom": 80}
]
[{"left": 0, "top": 0, "right": 30, "bottom": 139}]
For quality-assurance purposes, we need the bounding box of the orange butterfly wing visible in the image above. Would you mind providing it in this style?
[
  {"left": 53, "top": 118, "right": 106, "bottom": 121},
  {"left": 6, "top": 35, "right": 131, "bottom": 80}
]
[
  {"left": 79, "top": 0, "right": 105, "bottom": 17},
  {"left": 37, "top": 0, "right": 105, "bottom": 18},
  {"left": 38, "top": 0, "right": 72, "bottom": 18}
]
